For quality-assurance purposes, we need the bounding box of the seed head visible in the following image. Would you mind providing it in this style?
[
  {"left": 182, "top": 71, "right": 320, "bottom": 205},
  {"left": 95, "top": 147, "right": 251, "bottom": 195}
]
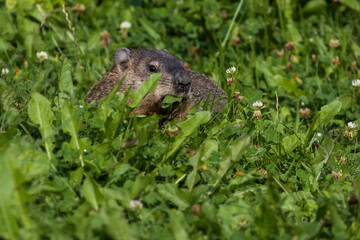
[
  {"left": 192, "top": 204, "right": 202, "bottom": 216},
  {"left": 300, "top": 108, "right": 311, "bottom": 117},
  {"left": 343, "top": 123, "right": 356, "bottom": 138},
  {"left": 101, "top": 30, "right": 110, "bottom": 39},
  {"left": 285, "top": 41, "right": 295, "bottom": 50},
  {"left": 343, "top": 131, "right": 354, "bottom": 138},
  {"left": 331, "top": 170, "right": 342, "bottom": 179},
  {"left": 329, "top": 38, "right": 340, "bottom": 48},
  {"left": 227, "top": 76, "right": 234, "bottom": 85},
  {"left": 166, "top": 126, "right": 180, "bottom": 136},
  {"left": 72, "top": 4, "right": 86, "bottom": 13},
  {"left": 331, "top": 56, "right": 340, "bottom": 66},
  {"left": 233, "top": 92, "right": 244, "bottom": 102},
  {"left": 292, "top": 73, "right": 302, "bottom": 84},
  {"left": 100, "top": 30, "right": 110, "bottom": 46},
  {"left": 187, "top": 150, "right": 196, "bottom": 156},
  {"left": 290, "top": 54, "right": 298, "bottom": 63},
  {"left": 286, "top": 62, "right": 292, "bottom": 71},
  {"left": 351, "top": 61, "right": 357, "bottom": 69},
  {"left": 275, "top": 49, "right": 284, "bottom": 57},
  {"left": 311, "top": 54, "right": 317, "bottom": 62},
  {"left": 232, "top": 37, "right": 241, "bottom": 46},
  {"left": 336, "top": 156, "right": 347, "bottom": 165},
  {"left": 257, "top": 168, "right": 268, "bottom": 175},
  {"left": 253, "top": 110, "right": 262, "bottom": 119}
]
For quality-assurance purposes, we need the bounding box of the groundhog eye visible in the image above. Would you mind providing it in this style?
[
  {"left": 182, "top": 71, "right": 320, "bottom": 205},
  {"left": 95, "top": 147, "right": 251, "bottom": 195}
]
[{"left": 148, "top": 65, "right": 157, "bottom": 72}]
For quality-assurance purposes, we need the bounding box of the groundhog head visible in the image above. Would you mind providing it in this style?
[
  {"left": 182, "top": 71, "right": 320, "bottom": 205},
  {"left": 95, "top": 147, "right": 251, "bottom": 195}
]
[{"left": 86, "top": 48, "right": 192, "bottom": 118}]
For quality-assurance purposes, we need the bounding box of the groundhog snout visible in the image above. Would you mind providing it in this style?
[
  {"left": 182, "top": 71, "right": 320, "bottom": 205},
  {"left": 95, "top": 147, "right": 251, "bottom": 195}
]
[{"left": 173, "top": 70, "right": 191, "bottom": 92}]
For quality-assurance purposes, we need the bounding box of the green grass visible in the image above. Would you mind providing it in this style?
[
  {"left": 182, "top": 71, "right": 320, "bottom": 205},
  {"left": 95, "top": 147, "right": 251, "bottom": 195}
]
[{"left": 1, "top": 0, "right": 360, "bottom": 239}]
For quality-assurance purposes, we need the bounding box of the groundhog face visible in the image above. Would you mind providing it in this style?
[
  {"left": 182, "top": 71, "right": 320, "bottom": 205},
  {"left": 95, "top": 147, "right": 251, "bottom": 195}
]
[
  {"left": 86, "top": 48, "right": 192, "bottom": 118},
  {"left": 115, "top": 48, "right": 191, "bottom": 99},
  {"left": 114, "top": 48, "right": 192, "bottom": 116}
]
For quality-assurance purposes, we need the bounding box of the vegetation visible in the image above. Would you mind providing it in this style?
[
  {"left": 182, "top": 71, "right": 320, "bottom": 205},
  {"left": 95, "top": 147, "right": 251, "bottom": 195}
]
[{"left": 1, "top": 0, "right": 360, "bottom": 239}]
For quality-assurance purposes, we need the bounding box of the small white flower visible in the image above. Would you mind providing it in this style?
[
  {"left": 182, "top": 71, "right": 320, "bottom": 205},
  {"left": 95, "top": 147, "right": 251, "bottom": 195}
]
[
  {"left": 352, "top": 79, "right": 360, "bottom": 87},
  {"left": 226, "top": 66, "right": 236, "bottom": 74},
  {"left": 301, "top": 101, "right": 305, "bottom": 106},
  {"left": 83, "top": 149, "right": 88, "bottom": 153},
  {"left": 253, "top": 101, "right": 263, "bottom": 108},
  {"left": 120, "top": 21, "right": 132, "bottom": 30},
  {"left": 1, "top": 68, "right": 9, "bottom": 75},
  {"left": 317, "top": 132, "right": 322, "bottom": 137},
  {"left": 79, "top": 105, "right": 84, "bottom": 109},
  {"left": 129, "top": 200, "right": 143, "bottom": 210},
  {"left": 36, "top": 51, "right": 48, "bottom": 62},
  {"left": 347, "top": 122, "right": 357, "bottom": 129},
  {"left": 309, "top": 38, "right": 314, "bottom": 43}
]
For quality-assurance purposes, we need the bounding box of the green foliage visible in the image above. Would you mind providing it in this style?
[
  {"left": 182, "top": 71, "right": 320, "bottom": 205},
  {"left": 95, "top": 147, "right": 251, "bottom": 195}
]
[
  {"left": 162, "top": 95, "right": 183, "bottom": 108},
  {"left": 128, "top": 72, "right": 161, "bottom": 108},
  {"left": 28, "top": 92, "right": 55, "bottom": 160},
  {"left": 0, "top": 0, "right": 360, "bottom": 239}
]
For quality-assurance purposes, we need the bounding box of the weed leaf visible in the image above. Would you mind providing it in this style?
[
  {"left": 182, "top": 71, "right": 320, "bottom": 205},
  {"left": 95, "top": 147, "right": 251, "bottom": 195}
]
[
  {"left": 129, "top": 72, "right": 161, "bottom": 108},
  {"left": 60, "top": 101, "right": 84, "bottom": 166},
  {"left": 83, "top": 177, "right": 99, "bottom": 210},
  {"left": 165, "top": 111, "right": 211, "bottom": 159},
  {"left": 59, "top": 56, "right": 74, "bottom": 96},
  {"left": 157, "top": 184, "right": 190, "bottom": 210},
  {"left": 28, "top": 92, "right": 55, "bottom": 159}
]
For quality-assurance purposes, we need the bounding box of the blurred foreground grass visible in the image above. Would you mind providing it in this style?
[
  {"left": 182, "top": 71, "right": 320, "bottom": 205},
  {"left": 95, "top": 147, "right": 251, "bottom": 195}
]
[{"left": 1, "top": 0, "right": 360, "bottom": 239}]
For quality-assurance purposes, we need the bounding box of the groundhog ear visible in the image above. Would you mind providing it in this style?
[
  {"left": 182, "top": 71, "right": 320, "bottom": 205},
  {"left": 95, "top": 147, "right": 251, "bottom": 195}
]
[{"left": 115, "top": 48, "right": 130, "bottom": 71}]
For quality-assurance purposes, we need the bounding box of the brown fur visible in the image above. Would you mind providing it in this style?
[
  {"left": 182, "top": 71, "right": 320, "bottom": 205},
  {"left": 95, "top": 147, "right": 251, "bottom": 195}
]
[
  {"left": 187, "top": 69, "right": 227, "bottom": 112},
  {"left": 86, "top": 48, "right": 227, "bottom": 119}
]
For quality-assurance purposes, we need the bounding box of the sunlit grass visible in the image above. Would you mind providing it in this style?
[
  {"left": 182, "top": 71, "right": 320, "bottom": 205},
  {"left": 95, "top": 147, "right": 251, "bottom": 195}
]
[{"left": 0, "top": 1, "right": 359, "bottom": 239}]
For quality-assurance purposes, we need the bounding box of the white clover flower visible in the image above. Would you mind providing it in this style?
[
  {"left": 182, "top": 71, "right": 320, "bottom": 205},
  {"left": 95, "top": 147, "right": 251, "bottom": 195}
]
[
  {"left": 317, "top": 132, "right": 322, "bottom": 137},
  {"left": 1, "top": 68, "right": 9, "bottom": 75},
  {"left": 79, "top": 105, "right": 84, "bottom": 109},
  {"left": 36, "top": 51, "right": 48, "bottom": 62},
  {"left": 347, "top": 122, "right": 357, "bottom": 129},
  {"left": 226, "top": 66, "right": 236, "bottom": 74},
  {"left": 120, "top": 21, "right": 132, "bottom": 30},
  {"left": 253, "top": 101, "right": 263, "bottom": 108},
  {"left": 301, "top": 101, "right": 305, "bottom": 106},
  {"left": 129, "top": 200, "right": 143, "bottom": 210},
  {"left": 83, "top": 149, "right": 88, "bottom": 153},
  {"left": 352, "top": 79, "right": 360, "bottom": 87}
]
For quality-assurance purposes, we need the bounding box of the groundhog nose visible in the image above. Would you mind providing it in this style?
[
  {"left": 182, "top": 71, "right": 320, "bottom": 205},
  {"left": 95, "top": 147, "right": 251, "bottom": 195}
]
[{"left": 174, "top": 70, "right": 191, "bottom": 92}]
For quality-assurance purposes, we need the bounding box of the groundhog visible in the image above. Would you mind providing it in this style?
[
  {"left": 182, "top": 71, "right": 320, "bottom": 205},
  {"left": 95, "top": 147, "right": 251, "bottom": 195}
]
[{"left": 86, "top": 48, "right": 227, "bottom": 119}]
